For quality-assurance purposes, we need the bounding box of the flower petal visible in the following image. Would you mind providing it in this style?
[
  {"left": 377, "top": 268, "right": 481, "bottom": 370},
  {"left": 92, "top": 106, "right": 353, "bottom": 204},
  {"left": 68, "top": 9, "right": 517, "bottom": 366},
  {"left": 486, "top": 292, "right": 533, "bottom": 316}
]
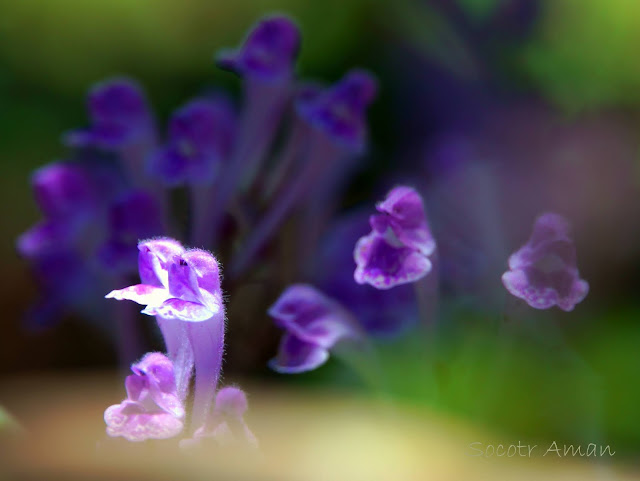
[
  {"left": 354, "top": 233, "right": 432, "bottom": 289},
  {"left": 142, "top": 298, "right": 213, "bottom": 322},
  {"left": 104, "top": 403, "right": 184, "bottom": 442},
  {"left": 105, "top": 284, "right": 171, "bottom": 307},
  {"left": 269, "top": 334, "right": 330, "bottom": 374},
  {"left": 138, "top": 238, "right": 185, "bottom": 287},
  {"left": 268, "top": 284, "right": 357, "bottom": 348}
]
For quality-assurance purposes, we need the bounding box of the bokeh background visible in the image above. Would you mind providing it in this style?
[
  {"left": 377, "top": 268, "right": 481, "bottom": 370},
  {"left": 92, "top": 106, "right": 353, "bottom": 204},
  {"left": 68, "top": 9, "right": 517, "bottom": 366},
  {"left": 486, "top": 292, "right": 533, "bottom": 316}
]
[{"left": 2, "top": 0, "right": 640, "bottom": 471}]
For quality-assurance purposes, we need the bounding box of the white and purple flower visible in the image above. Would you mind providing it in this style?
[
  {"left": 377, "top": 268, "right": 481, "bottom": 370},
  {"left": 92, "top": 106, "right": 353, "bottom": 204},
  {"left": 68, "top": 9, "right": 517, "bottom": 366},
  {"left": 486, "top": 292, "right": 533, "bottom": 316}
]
[
  {"left": 354, "top": 186, "right": 436, "bottom": 289},
  {"left": 104, "top": 352, "right": 184, "bottom": 442},
  {"left": 502, "top": 212, "right": 589, "bottom": 311},
  {"left": 106, "top": 238, "right": 225, "bottom": 429}
]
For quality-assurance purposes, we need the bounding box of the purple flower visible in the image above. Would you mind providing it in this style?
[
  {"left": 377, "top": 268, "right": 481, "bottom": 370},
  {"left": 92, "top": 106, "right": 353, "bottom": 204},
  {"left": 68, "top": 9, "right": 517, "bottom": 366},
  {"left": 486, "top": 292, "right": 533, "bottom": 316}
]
[
  {"left": 354, "top": 186, "right": 435, "bottom": 289},
  {"left": 104, "top": 352, "right": 185, "bottom": 442},
  {"left": 268, "top": 284, "right": 361, "bottom": 373},
  {"left": 296, "top": 70, "right": 377, "bottom": 153},
  {"left": 65, "top": 77, "right": 155, "bottom": 150},
  {"left": 181, "top": 387, "right": 257, "bottom": 449},
  {"left": 96, "top": 190, "right": 165, "bottom": 273},
  {"left": 106, "top": 238, "right": 225, "bottom": 429},
  {"left": 148, "top": 98, "right": 237, "bottom": 186},
  {"left": 217, "top": 16, "right": 300, "bottom": 82},
  {"left": 316, "top": 211, "right": 419, "bottom": 336},
  {"left": 502, "top": 213, "right": 589, "bottom": 311},
  {"left": 31, "top": 163, "right": 97, "bottom": 221}
]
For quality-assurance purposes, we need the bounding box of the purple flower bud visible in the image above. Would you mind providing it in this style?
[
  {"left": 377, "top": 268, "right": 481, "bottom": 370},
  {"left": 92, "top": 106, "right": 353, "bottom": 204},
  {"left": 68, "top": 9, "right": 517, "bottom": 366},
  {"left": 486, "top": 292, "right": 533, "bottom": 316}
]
[
  {"left": 268, "top": 284, "right": 360, "bottom": 373},
  {"left": 182, "top": 387, "right": 257, "bottom": 449},
  {"left": 296, "top": 70, "right": 377, "bottom": 153},
  {"left": 106, "top": 238, "right": 225, "bottom": 429},
  {"left": 96, "top": 190, "right": 165, "bottom": 273},
  {"left": 65, "top": 78, "right": 155, "bottom": 150},
  {"left": 148, "top": 98, "right": 237, "bottom": 186},
  {"left": 217, "top": 16, "right": 300, "bottom": 82},
  {"left": 104, "top": 352, "right": 184, "bottom": 442},
  {"left": 502, "top": 213, "right": 589, "bottom": 311},
  {"left": 31, "top": 163, "right": 97, "bottom": 220},
  {"left": 354, "top": 186, "right": 435, "bottom": 289}
]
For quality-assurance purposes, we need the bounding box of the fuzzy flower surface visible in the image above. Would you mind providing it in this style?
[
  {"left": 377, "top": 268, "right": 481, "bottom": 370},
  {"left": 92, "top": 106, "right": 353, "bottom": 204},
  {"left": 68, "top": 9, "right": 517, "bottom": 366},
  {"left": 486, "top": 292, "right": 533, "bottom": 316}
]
[
  {"left": 268, "top": 284, "right": 360, "bottom": 373},
  {"left": 106, "top": 238, "right": 222, "bottom": 322},
  {"left": 502, "top": 212, "right": 589, "bottom": 311},
  {"left": 104, "top": 352, "right": 184, "bottom": 442},
  {"left": 354, "top": 186, "right": 435, "bottom": 289}
]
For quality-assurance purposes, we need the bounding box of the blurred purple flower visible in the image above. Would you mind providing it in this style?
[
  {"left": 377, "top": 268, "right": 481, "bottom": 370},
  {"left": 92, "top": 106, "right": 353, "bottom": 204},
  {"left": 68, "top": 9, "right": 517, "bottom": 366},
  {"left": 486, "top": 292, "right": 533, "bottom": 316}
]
[
  {"left": 96, "top": 190, "right": 165, "bottom": 273},
  {"left": 296, "top": 69, "right": 377, "bottom": 153},
  {"left": 148, "top": 98, "right": 237, "bottom": 186},
  {"left": 268, "top": 284, "right": 361, "bottom": 373},
  {"left": 502, "top": 213, "right": 589, "bottom": 311},
  {"left": 31, "top": 163, "right": 97, "bottom": 221},
  {"left": 181, "top": 387, "right": 257, "bottom": 449},
  {"left": 106, "top": 238, "right": 225, "bottom": 429},
  {"left": 217, "top": 16, "right": 300, "bottom": 82},
  {"left": 104, "top": 352, "right": 185, "bottom": 442},
  {"left": 354, "top": 186, "right": 435, "bottom": 289},
  {"left": 65, "top": 77, "right": 155, "bottom": 150}
]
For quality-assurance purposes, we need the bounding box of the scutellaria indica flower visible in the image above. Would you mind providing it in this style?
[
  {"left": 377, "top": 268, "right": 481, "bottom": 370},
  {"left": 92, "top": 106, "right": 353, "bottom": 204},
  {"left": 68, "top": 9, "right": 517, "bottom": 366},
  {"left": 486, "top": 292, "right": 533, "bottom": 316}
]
[
  {"left": 268, "top": 284, "right": 361, "bottom": 373},
  {"left": 354, "top": 186, "right": 435, "bottom": 289},
  {"left": 104, "top": 352, "right": 185, "bottom": 442},
  {"left": 502, "top": 212, "right": 589, "bottom": 311}
]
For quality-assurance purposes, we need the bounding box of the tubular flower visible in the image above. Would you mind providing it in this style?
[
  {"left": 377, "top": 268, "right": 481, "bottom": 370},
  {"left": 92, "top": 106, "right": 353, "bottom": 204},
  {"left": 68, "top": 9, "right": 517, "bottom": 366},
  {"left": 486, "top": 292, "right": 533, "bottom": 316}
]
[
  {"left": 106, "top": 238, "right": 225, "bottom": 429},
  {"left": 104, "top": 352, "right": 185, "bottom": 442},
  {"left": 354, "top": 186, "right": 435, "bottom": 289},
  {"left": 502, "top": 213, "right": 589, "bottom": 311},
  {"left": 268, "top": 284, "right": 361, "bottom": 373},
  {"left": 316, "top": 211, "right": 419, "bottom": 336}
]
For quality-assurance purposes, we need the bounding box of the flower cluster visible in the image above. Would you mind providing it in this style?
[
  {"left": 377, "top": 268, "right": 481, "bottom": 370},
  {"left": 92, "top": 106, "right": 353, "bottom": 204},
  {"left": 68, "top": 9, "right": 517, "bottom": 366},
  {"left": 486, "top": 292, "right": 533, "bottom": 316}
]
[
  {"left": 105, "top": 238, "right": 255, "bottom": 445},
  {"left": 17, "top": 12, "right": 593, "bottom": 447}
]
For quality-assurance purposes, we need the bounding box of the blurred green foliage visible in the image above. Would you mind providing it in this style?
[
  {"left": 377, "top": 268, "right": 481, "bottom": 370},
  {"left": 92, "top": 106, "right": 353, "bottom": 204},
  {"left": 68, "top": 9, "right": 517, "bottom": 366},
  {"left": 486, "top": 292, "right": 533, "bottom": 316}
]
[{"left": 522, "top": 0, "right": 640, "bottom": 111}]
